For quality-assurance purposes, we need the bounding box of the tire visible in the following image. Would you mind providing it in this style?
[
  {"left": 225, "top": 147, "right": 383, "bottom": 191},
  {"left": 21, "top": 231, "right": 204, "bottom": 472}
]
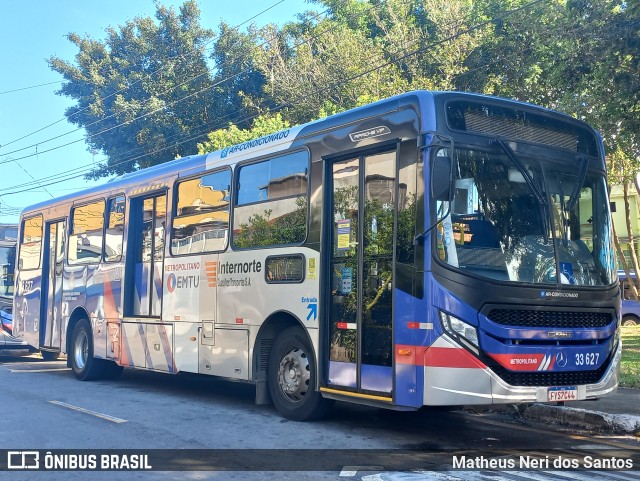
[
  {"left": 622, "top": 316, "right": 638, "bottom": 327},
  {"left": 268, "top": 326, "right": 332, "bottom": 421},
  {"left": 70, "top": 319, "right": 104, "bottom": 381},
  {"left": 40, "top": 350, "right": 60, "bottom": 361}
]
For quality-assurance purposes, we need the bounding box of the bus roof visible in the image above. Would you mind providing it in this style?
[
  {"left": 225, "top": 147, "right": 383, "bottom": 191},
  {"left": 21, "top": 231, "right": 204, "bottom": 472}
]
[{"left": 18, "top": 90, "right": 602, "bottom": 218}]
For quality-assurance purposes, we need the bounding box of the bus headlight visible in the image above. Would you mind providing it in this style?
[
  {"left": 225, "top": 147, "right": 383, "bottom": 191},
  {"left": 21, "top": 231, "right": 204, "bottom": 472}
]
[{"left": 439, "top": 311, "right": 479, "bottom": 354}]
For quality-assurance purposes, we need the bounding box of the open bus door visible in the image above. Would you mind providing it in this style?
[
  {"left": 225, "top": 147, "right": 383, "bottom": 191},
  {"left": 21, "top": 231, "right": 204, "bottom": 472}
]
[{"left": 325, "top": 148, "right": 397, "bottom": 400}]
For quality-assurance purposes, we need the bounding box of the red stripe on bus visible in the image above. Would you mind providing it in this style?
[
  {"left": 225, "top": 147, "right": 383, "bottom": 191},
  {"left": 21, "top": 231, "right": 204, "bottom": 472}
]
[{"left": 395, "top": 345, "right": 485, "bottom": 369}]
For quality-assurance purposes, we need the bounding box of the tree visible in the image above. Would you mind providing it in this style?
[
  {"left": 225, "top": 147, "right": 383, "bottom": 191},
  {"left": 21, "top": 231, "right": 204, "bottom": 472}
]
[
  {"left": 49, "top": 1, "right": 216, "bottom": 178},
  {"left": 249, "top": 9, "right": 411, "bottom": 124},
  {"left": 208, "top": 22, "right": 267, "bottom": 128},
  {"left": 197, "top": 113, "right": 290, "bottom": 153}
]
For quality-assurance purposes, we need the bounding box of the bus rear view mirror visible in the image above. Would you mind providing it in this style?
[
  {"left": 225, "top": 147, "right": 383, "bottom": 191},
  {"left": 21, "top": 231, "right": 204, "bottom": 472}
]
[{"left": 431, "top": 155, "right": 453, "bottom": 201}]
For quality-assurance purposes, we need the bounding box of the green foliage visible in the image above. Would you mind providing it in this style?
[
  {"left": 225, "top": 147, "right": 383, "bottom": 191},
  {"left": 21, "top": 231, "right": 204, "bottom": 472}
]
[
  {"left": 233, "top": 196, "right": 307, "bottom": 248},
  {"left": 621, "top": 325, "right": 640, "bottom": 388},
  {"left": 48, "top": 0, "right": 640, "bottom": 187},
  {"left": 49, "top": 1, "right": 216, "bottom": 178},
  {"left": 209, "top": 22, "right": 266, "bottom": 126},
  {"left": 197, "top": 113, "right": 290, "bottom": 153}
]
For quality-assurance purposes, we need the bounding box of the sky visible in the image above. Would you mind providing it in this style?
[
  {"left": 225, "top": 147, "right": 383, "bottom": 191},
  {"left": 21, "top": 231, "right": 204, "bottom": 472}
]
[{"left": 0, "top": 0, "right": 312, "bottom": 224}]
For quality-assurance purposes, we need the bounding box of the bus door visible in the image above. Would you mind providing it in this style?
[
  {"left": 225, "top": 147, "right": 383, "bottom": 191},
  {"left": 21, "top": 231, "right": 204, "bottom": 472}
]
[
  {"left": 128, "top": 194, "right": 167, "bottom": 317},
  {"left": 327, "top": 149, "right": 396, "bottom": 398},
  {"left": 41, "top": 219, "right": 65, "bottom": 350}
]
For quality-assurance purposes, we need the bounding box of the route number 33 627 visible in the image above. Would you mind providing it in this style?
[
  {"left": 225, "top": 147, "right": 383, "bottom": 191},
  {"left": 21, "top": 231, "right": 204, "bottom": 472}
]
[{"left": 575, "top": 352, "right": 599, "bottom": 366}]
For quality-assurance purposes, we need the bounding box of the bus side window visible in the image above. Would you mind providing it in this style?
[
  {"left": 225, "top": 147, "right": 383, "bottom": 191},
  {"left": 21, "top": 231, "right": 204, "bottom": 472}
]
[
  {"left": 69, "top": 200, "right": 105, "bottom": 264},
  {"left": 19, "top": 215, "right": 43, "bottom": 270},
  {"left": 233, "top": 151, "right": 309, "bottom": 249},
  {"left": 171, "top": 169, "right": 231, "bottom": 255},
  {"left": 105, "top": 196, "right": 125, "bottom": 262}
]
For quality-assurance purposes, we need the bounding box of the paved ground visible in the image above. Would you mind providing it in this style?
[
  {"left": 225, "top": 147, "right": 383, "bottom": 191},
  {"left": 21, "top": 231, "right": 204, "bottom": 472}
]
[{"left": 518, "top": 387, "right": 640, "bottom": 434}]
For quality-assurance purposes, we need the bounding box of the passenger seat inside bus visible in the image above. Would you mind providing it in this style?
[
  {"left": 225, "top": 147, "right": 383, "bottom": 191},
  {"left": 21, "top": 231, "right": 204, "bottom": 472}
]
[{"left": 467, "top": 220, "right": 499, "bottom": 248}]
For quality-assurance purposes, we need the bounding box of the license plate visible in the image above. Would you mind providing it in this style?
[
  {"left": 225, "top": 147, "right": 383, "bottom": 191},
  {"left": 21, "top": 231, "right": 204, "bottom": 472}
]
[{"left": 548, "top": 386, "right": 577, "bottom": 402}]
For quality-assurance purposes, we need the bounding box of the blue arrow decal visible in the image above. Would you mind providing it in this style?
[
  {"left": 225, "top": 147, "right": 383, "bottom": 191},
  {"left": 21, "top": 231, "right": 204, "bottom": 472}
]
[{"left": 306, "top": 303, "right": 317, "bottom": 321}]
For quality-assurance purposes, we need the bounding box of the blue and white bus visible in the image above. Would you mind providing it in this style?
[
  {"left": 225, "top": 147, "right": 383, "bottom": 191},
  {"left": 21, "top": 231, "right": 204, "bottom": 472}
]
[{"left": 13, "top": 91, "right": 620, "bottom": 420}]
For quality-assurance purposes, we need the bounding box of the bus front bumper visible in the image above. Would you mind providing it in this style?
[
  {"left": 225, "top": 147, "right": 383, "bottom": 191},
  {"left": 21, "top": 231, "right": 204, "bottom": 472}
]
[{"left": 422, "top": 339, "right": 621, "bottom": 406}]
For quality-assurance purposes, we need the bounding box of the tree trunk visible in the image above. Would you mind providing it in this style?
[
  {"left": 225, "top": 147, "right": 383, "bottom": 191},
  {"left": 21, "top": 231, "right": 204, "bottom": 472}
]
[
  {"left": 612, "top": 221, "right": 638, "bottom": 299},
  {"left": 623, "top": 182, "right": 640, "bottom": 295}
]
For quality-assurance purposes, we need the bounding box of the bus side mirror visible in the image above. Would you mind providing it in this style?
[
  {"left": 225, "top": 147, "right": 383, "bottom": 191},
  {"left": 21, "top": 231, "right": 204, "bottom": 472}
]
[{"left": 431, "top": 156, "right": 453, "bottom": 201}]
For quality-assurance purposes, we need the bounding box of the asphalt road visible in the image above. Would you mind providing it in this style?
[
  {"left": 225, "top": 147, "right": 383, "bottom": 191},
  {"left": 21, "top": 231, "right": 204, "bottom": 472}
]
[{"left": 1, "top": 354, "right": 638, "bottom": 481}]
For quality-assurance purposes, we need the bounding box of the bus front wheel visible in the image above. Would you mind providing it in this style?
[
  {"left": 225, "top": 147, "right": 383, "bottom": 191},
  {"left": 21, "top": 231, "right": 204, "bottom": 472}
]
[
  {"left": 70, "top": 319, "right": 104, "bottom": 381},
  {"left": 268, "top": 326, "right": 331, "bottom": 421},
  {"left": 622, "top": 316, "right": 638, "bottom": 327}
]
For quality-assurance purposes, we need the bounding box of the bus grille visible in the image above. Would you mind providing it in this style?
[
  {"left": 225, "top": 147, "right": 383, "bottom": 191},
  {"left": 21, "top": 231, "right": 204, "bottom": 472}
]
[
  {"left": 486, "top": 309, "right": 613, "bottom": 329},
  {"left": 489, "top": 358, "right": 610, "bottom": 387}
]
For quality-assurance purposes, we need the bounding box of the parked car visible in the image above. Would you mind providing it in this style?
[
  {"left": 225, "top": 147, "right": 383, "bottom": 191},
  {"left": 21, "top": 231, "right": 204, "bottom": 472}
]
[{"left": 619, "top": 273, "right": 640, "bottom": 326}]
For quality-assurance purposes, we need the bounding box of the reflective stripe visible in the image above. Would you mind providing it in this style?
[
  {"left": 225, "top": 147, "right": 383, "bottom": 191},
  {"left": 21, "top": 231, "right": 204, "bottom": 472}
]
[
  {"left": 336, "top": 322, "right": 357, "bottom": 330},
  {"left": 395, "top": 344, "right": 486, "bottom": 369}
]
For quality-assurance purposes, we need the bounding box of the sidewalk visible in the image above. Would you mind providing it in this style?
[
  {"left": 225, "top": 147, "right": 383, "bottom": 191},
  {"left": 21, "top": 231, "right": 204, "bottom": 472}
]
[{"left": 520, "top": 387, "right": 640, "bottom": 434}]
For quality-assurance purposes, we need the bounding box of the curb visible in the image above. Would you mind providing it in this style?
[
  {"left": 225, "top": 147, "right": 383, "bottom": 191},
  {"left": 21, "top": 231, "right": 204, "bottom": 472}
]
[{"left": 522, "top": 403, "right": 640, "bottom": 435}]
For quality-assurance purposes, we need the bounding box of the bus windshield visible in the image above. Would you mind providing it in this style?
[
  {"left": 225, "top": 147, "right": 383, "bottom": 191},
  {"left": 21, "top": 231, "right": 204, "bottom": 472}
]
[{"left": 436, "top": 146, "right": 615, "bottom": 286}]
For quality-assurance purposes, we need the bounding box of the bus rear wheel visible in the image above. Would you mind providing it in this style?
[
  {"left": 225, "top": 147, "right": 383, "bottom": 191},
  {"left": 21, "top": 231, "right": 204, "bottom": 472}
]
[
  {"left": 70, "top": 319, "right": 104, "bottom": 381},
  {"left": 268, "top": 326, "right": 331, "bottom": 421}
]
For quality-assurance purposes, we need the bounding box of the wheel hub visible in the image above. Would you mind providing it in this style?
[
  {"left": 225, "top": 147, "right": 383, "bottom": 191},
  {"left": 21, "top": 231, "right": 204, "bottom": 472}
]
[
  {"left": 74, "top": 330, "right": 88, "bottom": 370},
  {"left": 278, "top": 347, "right": 310, "bottom": 402}
]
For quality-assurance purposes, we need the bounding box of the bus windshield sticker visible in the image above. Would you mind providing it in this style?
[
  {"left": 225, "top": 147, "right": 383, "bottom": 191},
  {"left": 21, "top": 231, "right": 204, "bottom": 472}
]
[
  {"left": 340, "top": 267, "right": 353, "bottom": 294},
  {"left": 307, "top": 258, "right": 317, "bottom": 280},
  {"left": 337, "top": 220, "right": 351, "bottom": 250}
]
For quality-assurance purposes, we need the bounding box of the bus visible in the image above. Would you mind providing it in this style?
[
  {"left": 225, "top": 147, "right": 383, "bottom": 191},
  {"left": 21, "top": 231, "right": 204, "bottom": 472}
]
[
  {"left": 0, "top": 238, "right": 16, "bottom": 298},
  {"left": 13, "top": 91, "right": 620, "bottom": 420},
  {"left": 0, "top": 223, "right": 17, "bottom": 314},
  {"left": 0, "top": 223, "right": 29, "bottom": 352}
]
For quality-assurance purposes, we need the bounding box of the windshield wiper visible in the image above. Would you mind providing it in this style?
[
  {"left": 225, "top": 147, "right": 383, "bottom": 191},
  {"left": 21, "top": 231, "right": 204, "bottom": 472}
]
[
  {"left": 492, "top": 139, "right": 551, "bottom": 242},
  {"left": 493, "top": 139, "right": 546, "bottom": 205},
  {"left": 567, "top": 154, "right": 588, "bottom": 211}
]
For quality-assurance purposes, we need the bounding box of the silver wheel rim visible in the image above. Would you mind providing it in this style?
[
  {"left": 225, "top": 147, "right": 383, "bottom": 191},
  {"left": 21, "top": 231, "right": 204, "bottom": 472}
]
[
  {"left": 73, "top": 329, "right": 88, "bottom": 370},
  {"left": 277, "top": 346, "right": 310, "bottom": 403}
]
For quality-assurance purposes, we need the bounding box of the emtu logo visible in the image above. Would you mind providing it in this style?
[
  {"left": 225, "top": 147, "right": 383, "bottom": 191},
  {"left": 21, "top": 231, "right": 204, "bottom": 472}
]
[
  {"left": 205, "top": 262, "right": 217, "bottom": 287},
  {"left": 167, "top": 273, "right": 177, "bottom": 293}
]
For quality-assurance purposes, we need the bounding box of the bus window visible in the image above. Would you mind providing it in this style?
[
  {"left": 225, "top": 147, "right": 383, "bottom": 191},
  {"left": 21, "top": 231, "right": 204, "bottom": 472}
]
[
  {"left": 19, "top": 215, "right": 43, "bottom": 270},
  {"left": 233, "top": 151, "right": 308, "bottom": 248},
  {"left": 172, "top": 169, "right": 230, "bottom": 254},
  {"left": 0, "top": 224, "right": 18, "bottom": 241},
  {"left": 105, "top": 196, "right": 125, "bottom": 262},
  {"left": 69, "top": 200, "right": 105, "bottom": 264},
  {"left": 0, "top": 242, "right": 15, "bottom": 296}
]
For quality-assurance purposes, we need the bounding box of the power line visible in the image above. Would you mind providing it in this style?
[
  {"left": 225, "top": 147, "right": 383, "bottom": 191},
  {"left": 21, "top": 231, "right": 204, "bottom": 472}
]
[
  {"left": 0, "top": 1, "right": 377, "bottom": 192},
  {"left": 2, "top": 0, "right": 545, "bottom": 198},
  {"left": 0, "top": 3, "right": 334, "bottom": 165},
  {"left": 0, "top": 81, "right": 62, "bottom": 96},
  {"left": 0, "top": 0, "right": 291, "bottom": 152}
]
